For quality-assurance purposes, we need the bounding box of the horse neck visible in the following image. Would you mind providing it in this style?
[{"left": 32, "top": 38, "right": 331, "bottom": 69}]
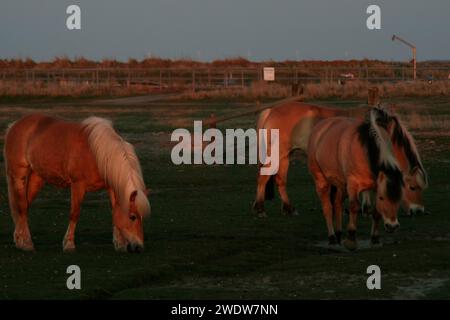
[{"left": 83, "top": 117, "right": 145, "bottom": 212}]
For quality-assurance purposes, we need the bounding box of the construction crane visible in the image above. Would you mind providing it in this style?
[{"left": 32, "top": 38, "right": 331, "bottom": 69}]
[{"left": 392, "top": 34, "right": 417, "bottom": 80}]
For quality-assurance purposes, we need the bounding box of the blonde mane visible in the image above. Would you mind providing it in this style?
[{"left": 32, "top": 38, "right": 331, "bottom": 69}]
[{"left": 82, "top": 117, "right": 150, "bottom": 217}]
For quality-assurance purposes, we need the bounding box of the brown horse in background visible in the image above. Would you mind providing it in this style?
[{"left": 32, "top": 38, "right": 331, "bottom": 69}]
[
  {"left": 4, "top": 114, "right": 150, "bottom": 253},
  {"left": 307, "top": 108, "right": 404, "bottom": 250},
  {"left": 253, "top": 101, "right": 427, "bottom": 217}
]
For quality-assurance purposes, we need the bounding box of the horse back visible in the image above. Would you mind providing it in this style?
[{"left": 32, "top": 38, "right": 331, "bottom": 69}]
[
  {"left": 308, "top": 117, "right": 371, "bottom": 188},
  {"left": 5, "top": 114, "right": 104, "bottom": 190}
]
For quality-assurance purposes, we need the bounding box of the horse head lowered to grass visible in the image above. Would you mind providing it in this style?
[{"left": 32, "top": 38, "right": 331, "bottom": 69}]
[
  {"left": 307, "top": 107, "right": 404, "bottom": 250},
  {"left": 253, "top": 101, "right": 427, "bottom": 217},
  {"left": 4, "top": 114, "right": 150, "bottom": 253}
]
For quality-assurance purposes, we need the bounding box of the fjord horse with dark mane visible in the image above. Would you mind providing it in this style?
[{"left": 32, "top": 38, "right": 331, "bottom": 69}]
[
  {"left": 307, "top": 108, "right": 404, "bottom": 250},
  {"left": 4, "top": 114, "right": 151, "bottom": 252},
  {"left": 253, "top": 101, "right": 427, "bottom": 217}
]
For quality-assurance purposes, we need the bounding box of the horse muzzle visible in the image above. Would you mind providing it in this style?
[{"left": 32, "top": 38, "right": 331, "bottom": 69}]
[
  {"left": 384, "top": 222, "right": 400, "bottom": 233},
  {"left": 409, "top": 205, "right": 425, "bottom": 216}
]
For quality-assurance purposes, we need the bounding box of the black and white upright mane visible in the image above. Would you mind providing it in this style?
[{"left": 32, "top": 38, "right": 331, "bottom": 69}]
[{"left": 357, "top": 108, "right": 404, "bottom": 202}]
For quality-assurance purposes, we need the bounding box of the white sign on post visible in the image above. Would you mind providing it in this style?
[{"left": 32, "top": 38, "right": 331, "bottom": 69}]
[{"left": 263, "top": 67, "right": 275, "bottom": 81}]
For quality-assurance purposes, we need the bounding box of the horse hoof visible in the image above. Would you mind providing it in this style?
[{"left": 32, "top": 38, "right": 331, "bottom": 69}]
[
  {"left": 289, "top": 210, "right": 299, "bottom": 216},
  {"left": 328, "top": 235, "right": 338, "bottom": 245},
  {"left": 257, "top": 212, "right": 267, "bottom": 218},
  {"left": 282, "top": 204, "right": 298, "bottom": 216},
  {"left": 15, "top": 239, "right": 35, "bottom": 252},
  {"left": 371, "top": 235, "right": 380, "bottom": 244},
  {"left": 63, "top": 245, "right": 76, "bottom": 253},
  {"left": 114, "top": 245, "right": 128, "bottom": 252},
  {"left": 335, "top": 231, "right": 342, "bottom": 245},
  {"left": 16, "top": 245, "right": 35, "bottom": 252},
  {"left": 370, "top": 236, "right": 382, "bottom": 248},
  {"left": 343, "top": 239, "right": 358, "bottom": 251},
  {"left": 63, "top": 238, "right": 76, "bottom": 252}
]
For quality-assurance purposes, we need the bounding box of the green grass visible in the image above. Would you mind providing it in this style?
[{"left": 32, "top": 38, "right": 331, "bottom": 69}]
[{"left": 0, "top": 97, "right": 449, "bottom": 299}]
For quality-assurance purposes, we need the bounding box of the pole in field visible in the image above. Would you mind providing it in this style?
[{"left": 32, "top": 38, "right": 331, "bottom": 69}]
[{"left": 392, "top": 34, "right": 417, "bottom": 81}]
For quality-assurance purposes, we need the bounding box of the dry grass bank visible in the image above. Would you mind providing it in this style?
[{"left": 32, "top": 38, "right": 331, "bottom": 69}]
[
  {"left": 180, "top": 80, "right": 450, "bottom": 100},
  {"left": 0, "top": 80, "right": 160, "bottom": 97},
  {"left": 0, "top": 79, "right": 449, "bottom": 99}
]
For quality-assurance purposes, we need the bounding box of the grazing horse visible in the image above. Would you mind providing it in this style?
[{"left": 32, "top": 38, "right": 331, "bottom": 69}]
[
  {"left": 253, "top": 101, "right": 427, "bottom": 216},
  {"left": 307, "top": 108, "right": 404, "bottom": 250},
  {"left": 4, "top": 114, "right": 151, "bottom": 253}
]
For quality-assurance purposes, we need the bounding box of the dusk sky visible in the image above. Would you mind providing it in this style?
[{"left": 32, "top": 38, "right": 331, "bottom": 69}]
[{"left": 1, "top": 0, "right": 449, "bottom": 61}]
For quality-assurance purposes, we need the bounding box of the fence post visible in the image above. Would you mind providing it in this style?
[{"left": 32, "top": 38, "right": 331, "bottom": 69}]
[
  {"left": 368, "top": 87, "right": 380, "bottom": 106},
  {"left": 208, "top": 69, "right": 211, "bottom": 88}
]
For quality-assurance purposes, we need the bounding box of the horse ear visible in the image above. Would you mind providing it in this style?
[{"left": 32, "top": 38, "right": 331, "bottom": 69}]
[
  {"left": 129, "top": 190, "right": 138, "bottom": 203},
  {"left": 411, "top": 166, "right": 427, "bottom": 188},
  {"left": 410, "top": 166, "right": 419, "bottom": 175}
]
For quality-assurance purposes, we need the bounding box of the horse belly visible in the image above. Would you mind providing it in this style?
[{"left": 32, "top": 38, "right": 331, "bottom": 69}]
[
  {"left": 321, "top": 166, "right": 346, "bottom": 188},
  {"left": 291, "top": 115, "right": 317, "bottom": 151},
  {"left": 28, "top": 150, "right": 71, "bottom": 188}
]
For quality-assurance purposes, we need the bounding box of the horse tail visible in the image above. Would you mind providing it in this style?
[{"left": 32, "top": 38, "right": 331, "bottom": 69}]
[
  {"left": 256, "top": 108, "right": 272, "bottom": 131},
  {"left": 82, "top": 117, "right": 150, "bottom": 216}
]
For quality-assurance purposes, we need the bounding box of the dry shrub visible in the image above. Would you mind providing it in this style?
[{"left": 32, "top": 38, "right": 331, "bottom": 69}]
[
  {"left": 180, "top": 80, "right": 450, "bottom": 101},
  {"left": 402, "top": 112, "right": 450, "bottom": 131},
  {"left": 0, "top": 80, "right": 158, "bottom": 97},
  {"left": 177, "top": 81, "right": 290, "bottom": 100},
  {"left": 1, "top": 78, "right": 449, "bottom": 99},
  {"left": 303, "top": 80, "right": 450, "bottom": 100}
]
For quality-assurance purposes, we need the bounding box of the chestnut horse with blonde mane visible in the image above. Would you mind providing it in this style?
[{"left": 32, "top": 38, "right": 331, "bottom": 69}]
[
  {"left": 4, "top": 114, "right": 151, "bottom": 253},
  {"left": 307, "top": 108, "right": 404, "bottom": 250},
  {"left": 253, "top": 101, "right": 427, "bottom": 217}
]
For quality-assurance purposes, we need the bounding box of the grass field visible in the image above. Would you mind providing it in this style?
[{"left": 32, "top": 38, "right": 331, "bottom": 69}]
[{"left": 0, "top": 96, "right": 449, "bottom": 299}]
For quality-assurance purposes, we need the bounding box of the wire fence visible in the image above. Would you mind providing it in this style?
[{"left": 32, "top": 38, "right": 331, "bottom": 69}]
[{"left": 1, "top": 66, "right": 449, "bottom": 90}]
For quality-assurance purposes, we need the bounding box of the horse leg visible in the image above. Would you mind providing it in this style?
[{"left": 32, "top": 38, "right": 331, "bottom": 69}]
[
  {"left": 332, "top": 187, "right": 344, "bottom": 245},
  {"left": 343, "top": 197, "right": 360, "bottom": 251},
  {"left": 275, "top": 156, "right": 298, "bottom": 216},
  {"left": 27, "top": 171, "right": 45, "bottom": 205},
  {"left": 252, "top": 173, "right": 271, "bottom": 217},
  {"left": 7, "top": 166, "right": 34, "bottom": 251},
  {"left": 63, "top": 183, "right": 85, "bottom": 252},
  {"left": 371, "top": 211, "right": 382, "bottom": 246},
  {"left": 312, "top": 178, "right": 336, "bottom": 244},
  {"left": 309, "top": 158, "right": 336, "bottom": 243}
]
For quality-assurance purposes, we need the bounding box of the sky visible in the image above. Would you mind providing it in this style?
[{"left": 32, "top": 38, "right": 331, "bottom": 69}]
[{"left": 0, "top": 0, "right": 449, "bottom": 62}]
